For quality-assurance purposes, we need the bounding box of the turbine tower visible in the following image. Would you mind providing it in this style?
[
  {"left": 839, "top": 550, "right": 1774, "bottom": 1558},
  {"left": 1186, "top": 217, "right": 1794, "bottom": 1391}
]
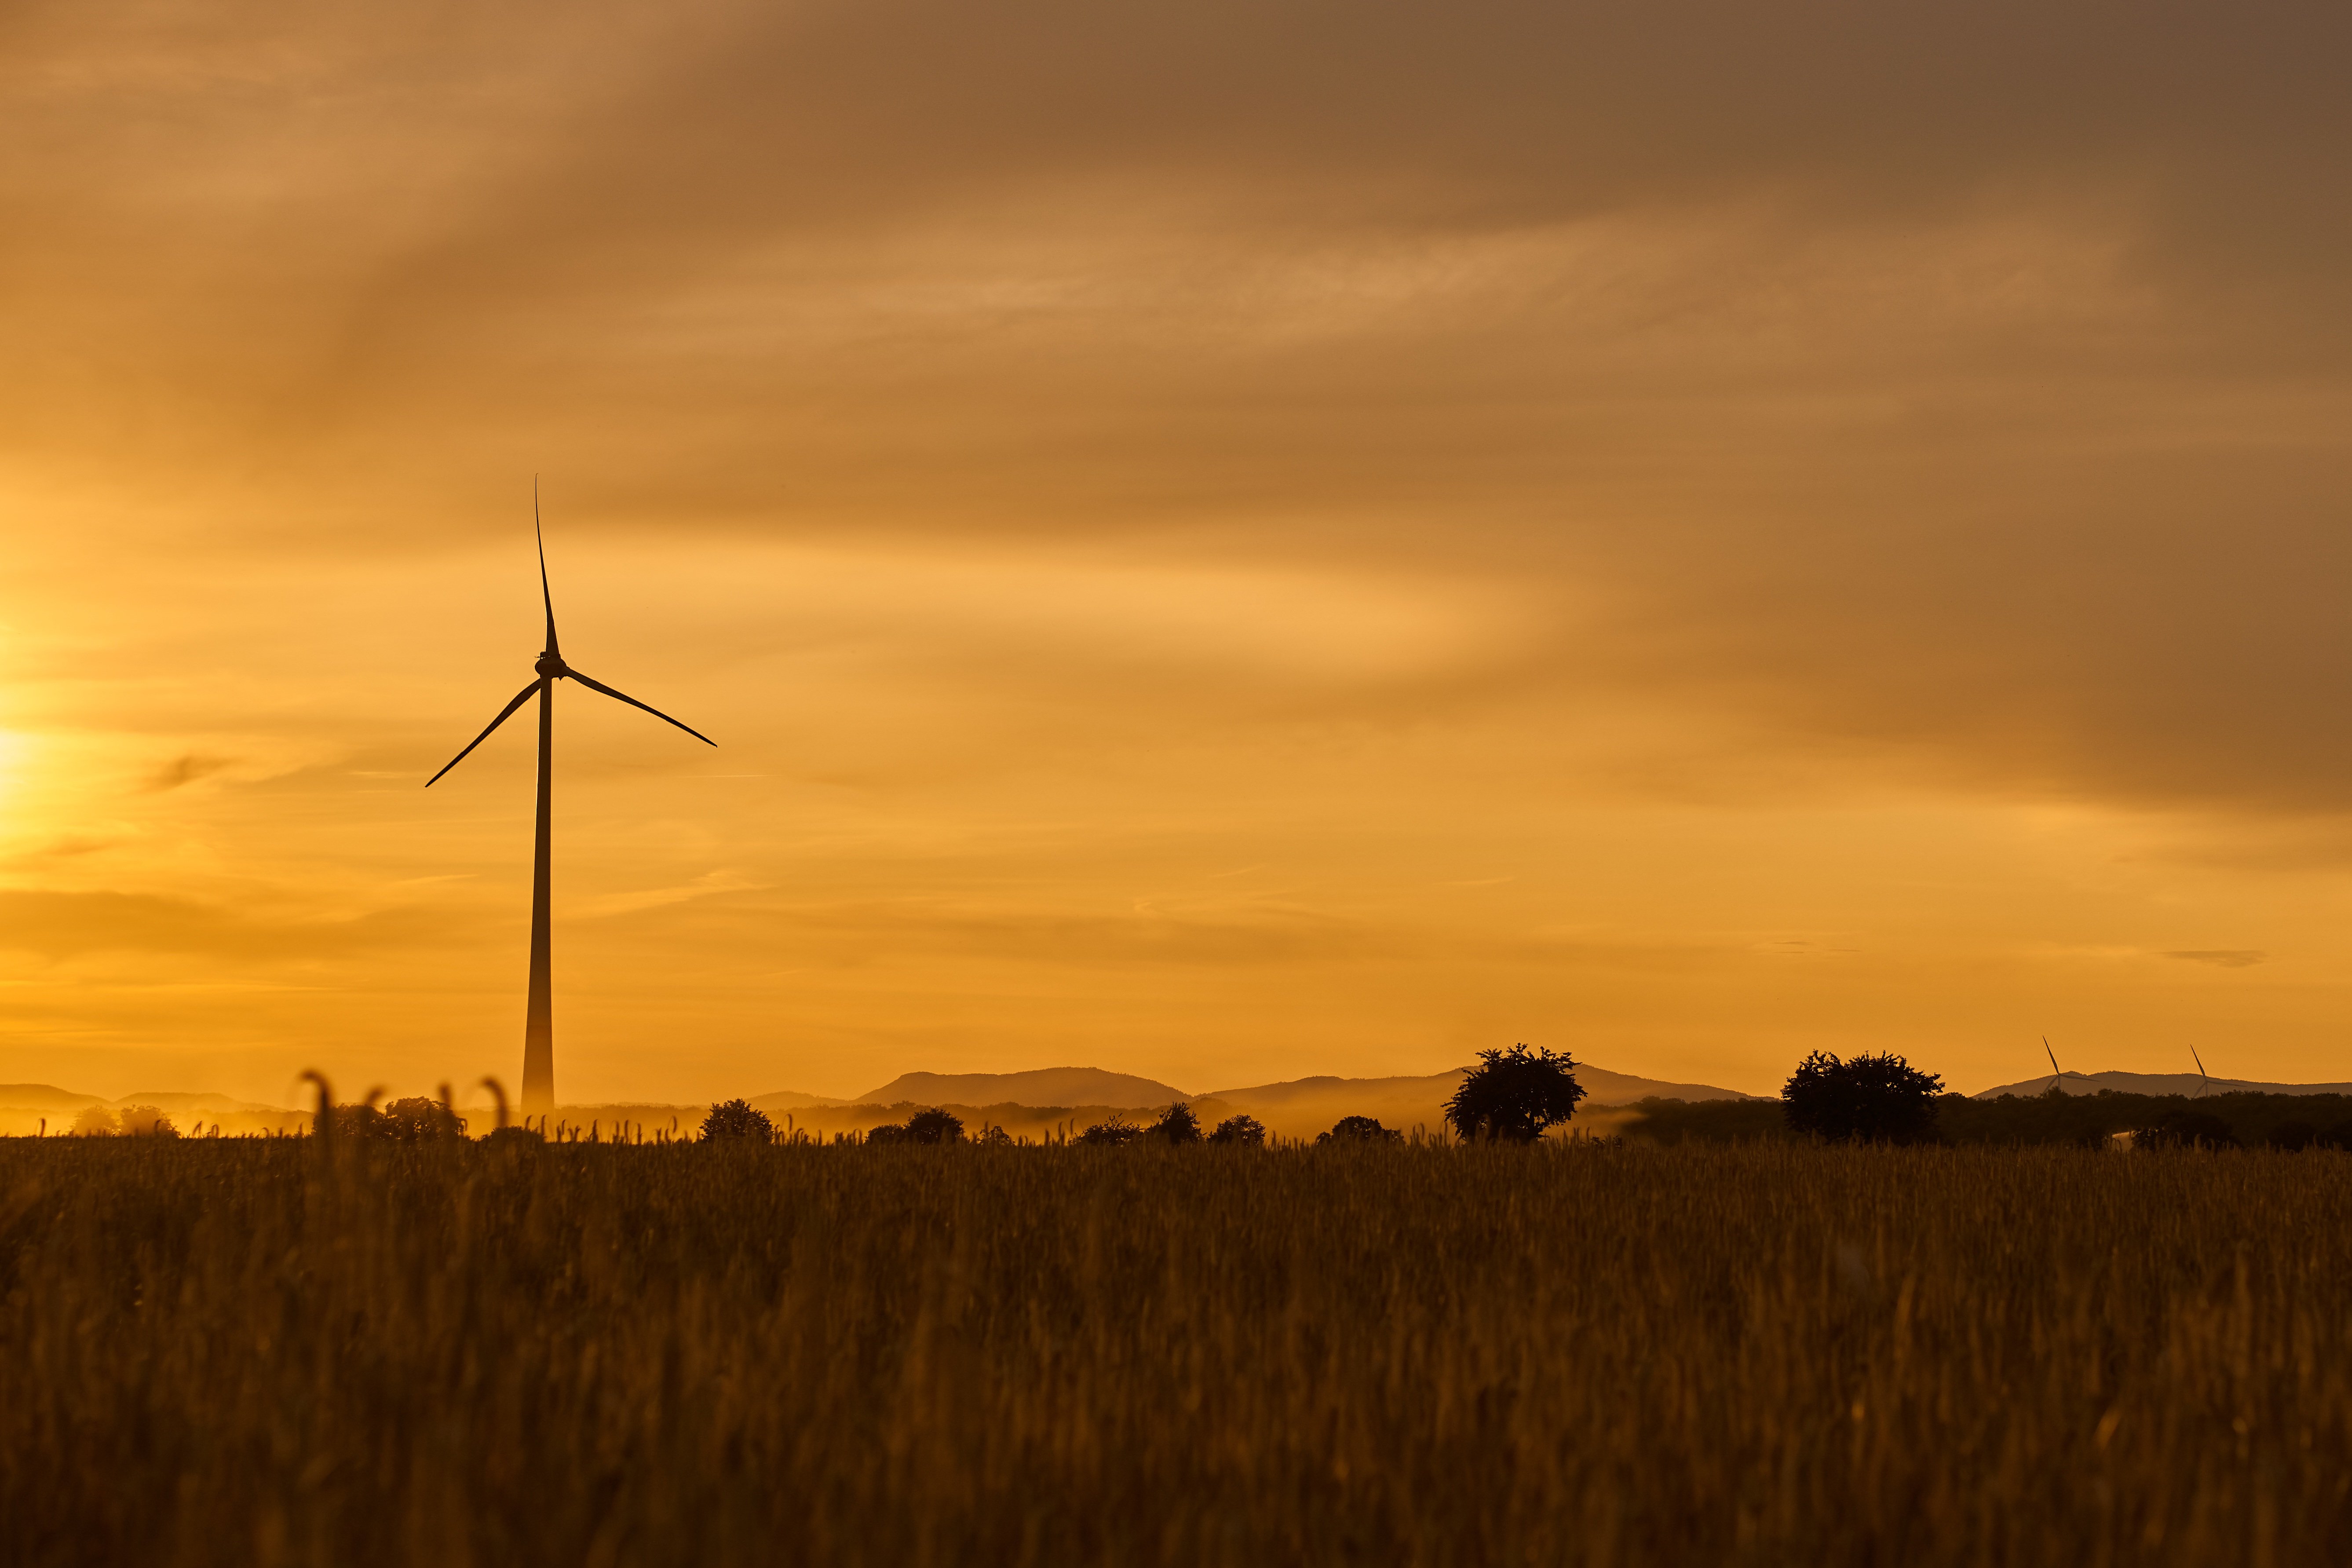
[{"left": 427, "top": 495, "right": 713, "bottom": 1117}]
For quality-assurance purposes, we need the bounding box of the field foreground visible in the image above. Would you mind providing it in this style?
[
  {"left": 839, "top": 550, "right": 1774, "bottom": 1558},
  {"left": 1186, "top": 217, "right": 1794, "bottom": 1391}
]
[{"left": 2, "top": 1139, "right": 2347, "bottom": 1566}]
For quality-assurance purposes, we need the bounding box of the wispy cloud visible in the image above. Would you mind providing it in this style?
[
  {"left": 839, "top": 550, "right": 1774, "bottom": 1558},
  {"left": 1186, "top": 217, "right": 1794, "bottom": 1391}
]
[{"left": 145, "top": 754, "right": 235, "bottom": 792}]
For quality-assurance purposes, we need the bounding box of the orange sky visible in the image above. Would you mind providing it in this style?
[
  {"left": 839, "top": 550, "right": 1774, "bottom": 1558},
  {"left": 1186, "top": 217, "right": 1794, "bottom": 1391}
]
[{"left": 4, "top": 0, "right": 2350, "bottom": 1104}]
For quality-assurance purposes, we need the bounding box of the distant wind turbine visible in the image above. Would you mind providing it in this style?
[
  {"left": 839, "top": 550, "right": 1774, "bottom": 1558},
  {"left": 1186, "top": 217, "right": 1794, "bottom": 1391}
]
[
  {"left": 2043, "top": 1036, "right": 2064, "bottom": 1096},
  {"left": 427, "top": 487, "right": 713, "bottom": 1117},
  {"left": 2189, "top": 1043, "right": 2211, "bottom": 1099}
]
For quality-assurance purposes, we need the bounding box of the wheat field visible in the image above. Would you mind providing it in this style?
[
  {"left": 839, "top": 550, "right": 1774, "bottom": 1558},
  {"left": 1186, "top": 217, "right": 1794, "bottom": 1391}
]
[{"left": 1, "top": 1137, "right": 2346, "bottom": 1566}]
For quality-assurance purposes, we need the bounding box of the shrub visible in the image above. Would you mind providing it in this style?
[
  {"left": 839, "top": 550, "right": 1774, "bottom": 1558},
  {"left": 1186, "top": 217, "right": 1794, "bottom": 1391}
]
[
  {"left": 1208, "top": 1114, "right": 1266, "bottom": 1147},
  {"left": 1781, "top": 1051, "right": 1945, "bottom": 1144},
  {"left": 700, "top": 1100, "right": 775, "bottom": 1144},
  {"left": 1148, "top": 1104, "right": 1201, "bottom": 1144},
  {"left": 904, "top": 1108, "right": 964, "bottom": 1145},
  {"left": 2326, "top": 1121, "right": 2352, "bottom": 1151},
  {"left": 1077, "top": 1115, "right": 1139, "bottom": 1147},
  {"left": 2135, "top": 1110, "right": 2239, "bottom": 1151},
  {"left": 1318, "top": 1115, "right": 1401, "bottom": 1144},
  {"left": 70, "top": 1105, "right": 121, "bottom": 1137},
  {"left": 329, "top": 1103, "right": 390, "bottom": 1139},
  {"left": 116, "top": 1106, "right": 180, "bottom": 1139},
  {"left": 380, "top": 1097, "right": 466, "bottom": 1142},
  {"left": 976, "top": 1125, "right": 1012, "bottom": 1146},
  {"left": 1445, "top": 1043, "right": 1586, "bottom": 1143},
  {"left": 865, "top": 1124, "right": 908, "bottom": 1145}
]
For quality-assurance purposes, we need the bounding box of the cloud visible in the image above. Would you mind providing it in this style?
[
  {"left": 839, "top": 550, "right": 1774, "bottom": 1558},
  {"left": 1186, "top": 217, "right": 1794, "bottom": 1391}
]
[
  {"left": 0, "top": 889, "right": 458, "bottom": 960},
  {"left": 145, "top": 753, "right": 235, "bottom": 791},
  {"left": 2162, "top": 949, "right": 2267, "bottom": 969}
]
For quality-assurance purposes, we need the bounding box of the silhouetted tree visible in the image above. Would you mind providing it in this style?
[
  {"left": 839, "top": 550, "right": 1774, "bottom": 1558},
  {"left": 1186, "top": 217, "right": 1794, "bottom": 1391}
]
[
  {"left": 700, "top": 1099, "right": 775, "bottom": 1143},
  {"left": 976, "top": 1124, "right": 1012, "bottom": 1146},
  {"left": 2325, "top": 1121, "right": 2352, "bottom": 1151},
  {"left": 380, "top": 1097, "right": 467, "bottom": 1141},
  {"left": 1149, "top": 1104, "right": 1202, "bottom": 1144},
  {"left": 1077, "top": 1115, "right": 1140, "bottom": 1146},
  {"left": 1445, "top": 1043, "right": 1586, "bottom": 1143},
  {"left": 2134, "top": 1110, "right": 2239, "bottom": 1150},
  {"left": 116, "top": 1105, "right": 179, "bottom": 1138},
  {"left": 1208, "top": 1113, "right": 1266, "bottom": 1147},
  {"left": 905, "top": 1107, "right": 964, "bottom": 1144},
  {"left": 70, "top": 1105, "right": 119, "bottom": 1137},
  {"left": 1781, "top": 1051, "right": 1945, "bottom": 1143},
  {"left": 1318, "top": 1115, "right": 1401, "bottom": 1144},
  {"left": 329, "top": 1102, "right": 392, "bottom": 1139}
]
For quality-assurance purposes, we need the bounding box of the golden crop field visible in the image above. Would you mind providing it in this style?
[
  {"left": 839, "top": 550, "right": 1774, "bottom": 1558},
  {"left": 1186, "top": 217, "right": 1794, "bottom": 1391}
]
[{"left": 2, "top": 1137, "right": 2346, "bottom": 1566}]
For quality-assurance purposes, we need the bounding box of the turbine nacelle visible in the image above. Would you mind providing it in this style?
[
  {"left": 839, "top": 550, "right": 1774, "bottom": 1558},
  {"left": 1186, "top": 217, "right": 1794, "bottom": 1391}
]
[{"left": 536, "top": 651, "right": 570, "bottom": 678}]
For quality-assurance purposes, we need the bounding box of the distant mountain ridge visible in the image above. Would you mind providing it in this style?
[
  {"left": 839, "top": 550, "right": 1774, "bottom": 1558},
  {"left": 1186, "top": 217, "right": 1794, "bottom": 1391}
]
[
  {"left": 0, "top": 1085, "right": 295, "bottom": 1114},
  {"left": 1208, "top": 1064, "right": 1757, "bottom": 1109},
  {"left": 855, "top": 1067, "right": 1189, "bottom": 1109},
  {"left": 1973, "top": 1069, "right": 2352, "bottom": 1100}
]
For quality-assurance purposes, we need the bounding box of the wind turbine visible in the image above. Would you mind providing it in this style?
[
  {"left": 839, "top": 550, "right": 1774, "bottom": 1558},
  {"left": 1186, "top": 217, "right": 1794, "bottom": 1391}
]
[
  {"left": 427, "top": 492, "right": 713, "bottom": 1118},
  {"left": 2042, "top": 1036, "right": 2064, "bottom": 1096},
  {"left": 2189, "top": 1043, "right": 2212, "bottom": 1099}
]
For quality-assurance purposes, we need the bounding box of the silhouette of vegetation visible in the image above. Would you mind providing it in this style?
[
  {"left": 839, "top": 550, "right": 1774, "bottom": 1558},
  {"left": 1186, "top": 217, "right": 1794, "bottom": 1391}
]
[
  {"left": 1781, "top": 1051, "right": 1944, "bottom": 1143},
  {"left": 1208, "top": 1113, "right": 1266, "bottom": 1147},
  {"left": 1444, "top": 1042, "right": 1586, "bottom": 1142},
  {"left": 69, "top": 1106, "right": 119, "bottom": 1137},
  {"left": 8, "top": 1138, "right": 2345, "bottom": 1562},
  {"left": 2134, "top": 1109, "right": 2240, "bottom": 1150},
  {"left": 699, "top": 1099, "right": 775, "bottom": 1144},
  {"left": 904, "top": 1107, "right": 964, "bottom": 1144},
  {"left": 1076, "top": 1115, "right": 1139, "bottom": 1146},
  {"left": 1633, "top": 1088, "right": 2352, "bottom": 1149},
  {"left": 2267, "top": 1120, "right": 2320, "bottom": 1151},
  {"left": 1148, "top": 1104, "right": 1201, "bottom": 1144},
  {"left": 329, "top": 1102, "right": 391, "bottom": 1139},
  {"left": 864, "top": 1123, "right": 908, "bottom": 1145},
  {"left": 1318, "top": 1115, "right": 1401, "bottom": 1144},
  {"left": 380, "top": 1097, "right": 467, "bottom": 1141},
  {"left": 975, "top": 1124, "right": 1012, "bottom": 1146},
  {"left": 115, "top": 1106, "right": 179, "bottom": 1138}
]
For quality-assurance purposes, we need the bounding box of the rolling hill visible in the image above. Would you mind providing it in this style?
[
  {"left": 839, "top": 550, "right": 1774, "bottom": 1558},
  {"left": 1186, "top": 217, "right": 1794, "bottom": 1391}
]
[{"left": 1972, "top": 1069, "right": 2352, "bottom": 1100}]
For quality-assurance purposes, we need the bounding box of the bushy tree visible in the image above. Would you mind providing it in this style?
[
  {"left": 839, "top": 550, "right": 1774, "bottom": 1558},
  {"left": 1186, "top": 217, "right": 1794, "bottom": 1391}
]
[
  {"left": 700, "top": 1099, "right": 775, "bottom": 1143},
  {"left": 329, "top": 1102, "right": 390, "bottom": 1139},
  {"left": 70, "top": 1105, "right": 120, "bottom": 1137},
  {"left": 2134, "top": 1110, "right": 2239, "bottom": 1151},
  {"left": 1318, "top": 1115, "right": 1401, "bottom": 1144},
  {"left": 1077, "top": 1115, "right": 1140, "bottom": 1146},
  {"left": 1781, "top": 1051, "right": 1945, "bottom": 1143},
  {"left": 1149, "top": 1104, "right": 1202, "bottom": 1144},
  {"left": 116, "top": 1105, "right": 180, "bottom": 1138},
  {"left": 975, "top": 1124, "right": 1012, "bottom": 1146},
  {"left": 1208, "top": 1113, "right": 1266, "bottom": 1147},
  {"left": 905, "top": 1107, "right": 964, "bottom": 1144},
  {"left": 380, "top": 1097, "right": 466, "bottom": 1141},
  {"left": 864, "top": 1123, "right": 908, "bottom": 1145},
  {"left": 1445, "top": 1043, "right": 1586, "bottom": 1143}
]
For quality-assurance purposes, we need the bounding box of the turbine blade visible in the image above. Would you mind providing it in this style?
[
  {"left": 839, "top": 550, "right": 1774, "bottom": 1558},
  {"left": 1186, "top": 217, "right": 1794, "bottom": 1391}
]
[
  {"left": 426, "top": 678, "right": 544, "bottom": 786},
  {"left": 535, "top": 476, "right": 560, "bottom": 658},
  {"left": 566, "top": 669, "right": 716, "bottom": 746}
]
